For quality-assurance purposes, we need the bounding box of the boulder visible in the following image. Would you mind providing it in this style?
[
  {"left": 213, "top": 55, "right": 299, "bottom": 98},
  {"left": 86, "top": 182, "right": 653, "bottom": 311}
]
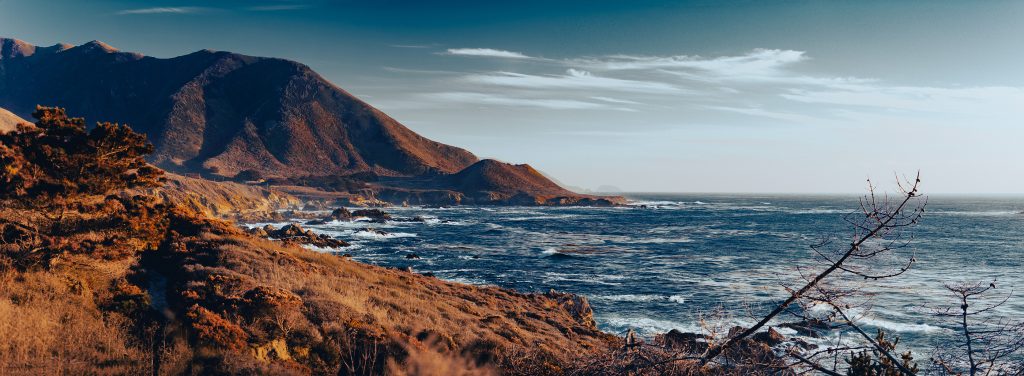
[
  {"left": 352, "top": 209, "right": 391, "bottom": 222},
  {"left": 260, "top": 223, "right": 350, "bottom": 248},
  {"left": 544, "top": 289, "right": 596, "bottom": 328},
  {"left": 306, "top": 207, "right": 353, "bottom": 225},
  {"left": 661, "top": 329, "right": 708, "bottom": 352},
  {"left": 751, "top": 327, "right": 785, "bottom": 346}
]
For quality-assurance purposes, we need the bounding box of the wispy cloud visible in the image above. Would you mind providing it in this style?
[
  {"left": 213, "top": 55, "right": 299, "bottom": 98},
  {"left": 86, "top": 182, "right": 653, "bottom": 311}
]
[
  {"left": 246, "top": 4, "right": 310, "bottom": 11},
  {"left": 590, "top": 96, "right": 642, "bottom": 105},
  {"left": 576, "top": 49, "right": 806, "bottom": 74},
  {"left": 116, "top": 6, "right": 208, "bottom": 15},
  {"left": 464, "top": 69, "right": 684, "bottom": 94},
  {"left": 427, "top": 92, "right": 633, "bottom": 111},
  {"left": 704, "top": 105, "right": 823, "bottom": 124},
  {"left": 445, "top": 48, "right": 532, "bottom": 59}
]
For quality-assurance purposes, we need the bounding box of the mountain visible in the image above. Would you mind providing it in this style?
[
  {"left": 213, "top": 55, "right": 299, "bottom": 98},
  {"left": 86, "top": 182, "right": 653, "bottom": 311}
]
[
  {"left": 0, "top": 37, "right": 621, "bottom": 205},
  {"left": 0, "top": 37, "right": 477, "bottom": 178},
  {"left": 0, "top": 106, "right": 28, "bottom": 133}
]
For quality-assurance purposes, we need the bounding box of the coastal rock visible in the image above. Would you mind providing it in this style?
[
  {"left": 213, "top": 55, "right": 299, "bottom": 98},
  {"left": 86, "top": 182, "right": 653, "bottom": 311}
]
[
  {"left": 751, "top": 327, "right": 785, "bottom": 346},
  {"left": 405, "top": 253, "right": 421, "bottom": 259},
  {"left": 545, "top": 289, "right": 596, "bottom": 328},
  {"left": 352, "top": 209, "right": 391, "bottom": 222},
  {"left": 259, "top": 223, "right": 349, "bottom": 248},
  {"left": 660, "top": 329, "right": 708, "bottom": 352},
  {"left": 778, "top": 318, "right": 829, "bottom": 338},
  {"left": 356, "top": 228, "right": 389, "bottom": 237},
  {"left": 305, "top": 208, "right": 353, "bottom": 225}
]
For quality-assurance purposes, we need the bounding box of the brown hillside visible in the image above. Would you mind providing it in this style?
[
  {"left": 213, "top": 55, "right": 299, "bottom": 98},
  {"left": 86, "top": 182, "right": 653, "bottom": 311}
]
[
  {"left": 450, "top": 159, "right": 574, "bottom": 196},
  {"left": 0, "top": 107, "right": 28, "bottom": 133}
]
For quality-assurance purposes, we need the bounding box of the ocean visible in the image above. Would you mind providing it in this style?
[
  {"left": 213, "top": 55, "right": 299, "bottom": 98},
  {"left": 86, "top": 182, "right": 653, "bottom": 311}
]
[{"left": 255, "top": 194, "right": 1024, "bottom": 356}]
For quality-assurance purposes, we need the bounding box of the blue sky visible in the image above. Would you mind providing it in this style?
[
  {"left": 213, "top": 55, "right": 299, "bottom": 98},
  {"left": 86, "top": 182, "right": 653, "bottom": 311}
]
[{"left": 2, "top": 0, "right": 1023, "bottom": 193}]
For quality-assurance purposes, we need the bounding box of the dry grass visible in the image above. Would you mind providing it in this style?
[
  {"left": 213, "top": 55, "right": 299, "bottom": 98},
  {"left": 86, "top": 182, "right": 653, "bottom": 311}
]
[
  {"left": 140, "top": 215, "right": 617, "bottom": 374},
  {"left": 0, "top": 255, "right": 152, "bottom": 375}
]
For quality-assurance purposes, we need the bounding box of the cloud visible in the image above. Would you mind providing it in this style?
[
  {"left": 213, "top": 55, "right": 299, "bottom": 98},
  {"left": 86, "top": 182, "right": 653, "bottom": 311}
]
[
  {"left": 116, "top": 7, "right": 208, "bottom": 15},
  {"left": 246, "top": 4, "right": 310, "bottom": 11},
  {"left": 590, "top": 96, "right": 642, "bottom": 105},
  {"left": 704, "top": 105, "right": 824, "bottom": 124},
  {"left": 463, "top": 69, "right": 685, "bottom": 94},
  {"left": 575, "top": 49, "right": 806, "bottom": 74},
  {"left": 445, "top": 48, "right": 532, "bottom": 59},
  {"left": 427, "top": 92, "right": 633, "bottom": 111},
  {"left": 782, "top": 86, "right": 1024, "bottom": 113}
]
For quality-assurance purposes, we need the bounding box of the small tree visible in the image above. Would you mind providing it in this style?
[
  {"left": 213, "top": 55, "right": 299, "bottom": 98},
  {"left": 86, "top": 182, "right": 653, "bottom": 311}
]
[
  {"left": 700, "top": 174, "right": 925, "bottom": 376},
  {"left": 930, "top": 280, "right": 1024, "bottom": 376}
]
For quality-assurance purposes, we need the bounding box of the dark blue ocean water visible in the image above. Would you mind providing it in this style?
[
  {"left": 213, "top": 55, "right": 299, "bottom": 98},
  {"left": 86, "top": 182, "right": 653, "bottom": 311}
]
[{"left": 255, "top": 194, "right": 1024, "bottom": 355}]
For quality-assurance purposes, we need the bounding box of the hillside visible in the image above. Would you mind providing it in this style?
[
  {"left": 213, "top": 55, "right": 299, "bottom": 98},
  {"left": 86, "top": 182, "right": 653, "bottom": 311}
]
[
  {"left": 0, "top": 106, "right": 619, "bottom": 375},
  {"left": 0, "top": 37, "right": 478, "bottom": 178},
  {"left": 0, "top": 107, "right": 27, "bottom": 133}
]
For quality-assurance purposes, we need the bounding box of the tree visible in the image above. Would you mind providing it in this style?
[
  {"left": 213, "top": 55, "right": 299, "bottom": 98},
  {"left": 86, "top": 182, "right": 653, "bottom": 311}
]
[
  {"left": 0, "top": 106, "right": 163, "bottom": 208},
  {"left": 0, "top": 106, "right": 166, "bottom": 269},
  {"left": 700, "top": 174, "right": 925, "bottom": 376},
  {"left": 930, "top": 280, "right": 1024, "bottom": 376}
]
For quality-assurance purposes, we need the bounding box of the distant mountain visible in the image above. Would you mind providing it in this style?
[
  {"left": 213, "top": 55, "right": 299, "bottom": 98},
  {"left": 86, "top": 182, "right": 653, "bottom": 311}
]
[{"left": 0, "top": 37, "right": 621, "bottom": 205}]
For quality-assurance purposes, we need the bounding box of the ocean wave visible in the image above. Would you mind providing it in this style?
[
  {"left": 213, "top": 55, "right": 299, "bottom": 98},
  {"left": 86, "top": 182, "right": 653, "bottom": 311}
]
[
  {"left": 592, "top": 294, "right": 667, "bottom": 303},
  {"left": 928, "top": 210, "right": 1021, "bottom": 217},
  {"left": 853, "top": 314, "right": 947, "bottom": 333},
  {"left": 599, "top": 316, "right": 703, "bottom": 337},
  {"left": 352, "top": 229, "right": 417, "bottom": 239}
]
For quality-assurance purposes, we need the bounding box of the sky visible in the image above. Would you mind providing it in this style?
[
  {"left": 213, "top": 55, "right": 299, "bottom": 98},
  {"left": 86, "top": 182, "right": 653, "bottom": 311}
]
[{"left": 2, "top": 0, "right": 1023, "bottom": 193}]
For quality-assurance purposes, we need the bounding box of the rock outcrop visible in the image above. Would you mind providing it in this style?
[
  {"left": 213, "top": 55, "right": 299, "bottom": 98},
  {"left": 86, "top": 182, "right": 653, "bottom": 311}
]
[{"left": 251, "top": 223, "right": 349, "bottom": 248}]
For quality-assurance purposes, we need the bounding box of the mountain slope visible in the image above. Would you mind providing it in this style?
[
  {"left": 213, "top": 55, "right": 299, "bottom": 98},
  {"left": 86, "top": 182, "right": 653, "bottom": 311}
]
[
  {"left": 0, "top": 106, "right": 28, "bottom": 133},
  {"left": 0, "top": 38, "right": 478, "bottom": 178}
]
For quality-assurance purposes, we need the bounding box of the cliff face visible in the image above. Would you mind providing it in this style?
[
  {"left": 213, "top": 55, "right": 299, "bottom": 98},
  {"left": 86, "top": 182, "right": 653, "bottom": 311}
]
[{"left": 0, "top": 38, "right": 478, "bottom": 178}]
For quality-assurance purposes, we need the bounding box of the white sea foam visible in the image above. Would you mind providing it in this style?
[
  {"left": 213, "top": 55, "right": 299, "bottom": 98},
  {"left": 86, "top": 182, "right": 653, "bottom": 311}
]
[
  {"left": 856, "top": 316, "right": 946, "bottom": 333},
  {"left": 668, "top": 295, "right": 686, "bottom": 304},
  {"left": 352, "top": 229, "right": 417, "bottom": 239},
  {"left": 599, "top": 316, "right": 702, "bottom": 337},
  {"left": 592, "top": 294, "right": 665, "bottom": 303}
]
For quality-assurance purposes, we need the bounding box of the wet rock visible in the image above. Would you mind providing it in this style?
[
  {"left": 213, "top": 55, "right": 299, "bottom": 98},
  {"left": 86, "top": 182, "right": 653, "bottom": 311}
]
[
  {"left": 660, "top": 329, "right": 708, "bottom": 352},
  {"left": 791, "top": 338, "right": 818, "bottom": 351},
  {"left": 779, "top": 318, "right": 829, "bottom": 338},
  {"left": 247, "top": 226, "right": 269, "bottom": 237},
  {"left": 306, "top": 207, "right": 353, "bottom": 225},
  {"left": 357, "top": 228, "right": 389, "bottom": 237},
  {"left": 752, "top": 327, "right": 785, "bottom": 346},
  {"left": 352, "top": 209, "right": 391, "bottom": 222},
  {"left": 393, "top": 215, "right": 428, "bottom": 223},
  {"left": 261, "top": 223, "right": 349, "bottom": 248},
  {"left": 405, "top": 253, "right": 421, "bottom": 259},
  {"left": 728, "top": 326, "right": 746, "bottom": 337}
]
